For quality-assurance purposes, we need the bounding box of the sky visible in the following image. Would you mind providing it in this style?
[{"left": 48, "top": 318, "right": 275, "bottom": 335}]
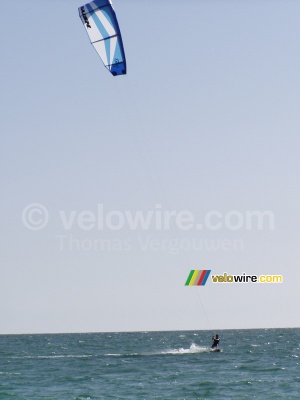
[{"left": 1, "top": 0, "right": 300, "bottom": 334}]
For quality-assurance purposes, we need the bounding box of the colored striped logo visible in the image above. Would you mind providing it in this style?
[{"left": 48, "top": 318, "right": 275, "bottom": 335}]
[{"left": 185, "top": 270, "right": 211, "bottom": 286}]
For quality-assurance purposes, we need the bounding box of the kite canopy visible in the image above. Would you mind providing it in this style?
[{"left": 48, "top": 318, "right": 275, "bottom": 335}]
[{"left": 79, "top": 0, "right": 126, "bottom": 76}]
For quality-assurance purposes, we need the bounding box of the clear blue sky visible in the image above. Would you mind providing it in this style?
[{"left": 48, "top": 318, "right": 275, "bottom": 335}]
[{"left": 1, "top": 0, "right": 300, "bottom": 333}]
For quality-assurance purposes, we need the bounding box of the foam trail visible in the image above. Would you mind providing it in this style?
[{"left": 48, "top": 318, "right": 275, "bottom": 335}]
[{"left": 161, "top": 343, "right": 208, "bottom": 355}]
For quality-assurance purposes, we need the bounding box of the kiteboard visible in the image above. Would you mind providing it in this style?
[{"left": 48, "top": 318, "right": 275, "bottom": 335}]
[{"left": 210, "top": 347, "right": 221, "bottom": 353}]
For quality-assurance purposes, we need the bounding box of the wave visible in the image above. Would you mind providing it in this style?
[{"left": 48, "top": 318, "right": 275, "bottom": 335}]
[
  {"left": 0, "top": 372, "right": 21, "bottom": 375},
  {"left": 11, "top": 355, "right": 94, "bottom": 359}
]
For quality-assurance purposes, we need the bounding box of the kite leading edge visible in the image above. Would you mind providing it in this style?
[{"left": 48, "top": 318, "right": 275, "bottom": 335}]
[{"left": 79, "top": 0, "right": 126, "bottom": 76}]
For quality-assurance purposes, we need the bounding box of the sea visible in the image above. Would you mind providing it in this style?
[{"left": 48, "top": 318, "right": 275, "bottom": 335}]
[{"left": 0, "top": 328, "right": 299, "bottom": 399}]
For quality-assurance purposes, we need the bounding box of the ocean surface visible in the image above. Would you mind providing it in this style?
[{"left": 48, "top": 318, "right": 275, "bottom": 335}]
[{"left": 0, "top": 328, "right": 299, "bottom": 399}]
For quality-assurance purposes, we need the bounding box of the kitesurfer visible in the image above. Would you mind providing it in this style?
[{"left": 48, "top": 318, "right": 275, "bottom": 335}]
[{"left": 211, "top": 334, "right": 220, "bottom": 349}]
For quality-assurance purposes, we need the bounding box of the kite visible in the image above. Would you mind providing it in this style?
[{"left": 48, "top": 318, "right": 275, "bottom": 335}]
[{"left": 79, "top": 0, "right": 126, "bottom": 76}]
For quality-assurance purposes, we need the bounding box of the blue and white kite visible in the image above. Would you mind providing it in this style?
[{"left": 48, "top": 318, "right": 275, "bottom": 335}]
[{"left": 79, "top": 0, "right": 126, "bottom": 76}]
